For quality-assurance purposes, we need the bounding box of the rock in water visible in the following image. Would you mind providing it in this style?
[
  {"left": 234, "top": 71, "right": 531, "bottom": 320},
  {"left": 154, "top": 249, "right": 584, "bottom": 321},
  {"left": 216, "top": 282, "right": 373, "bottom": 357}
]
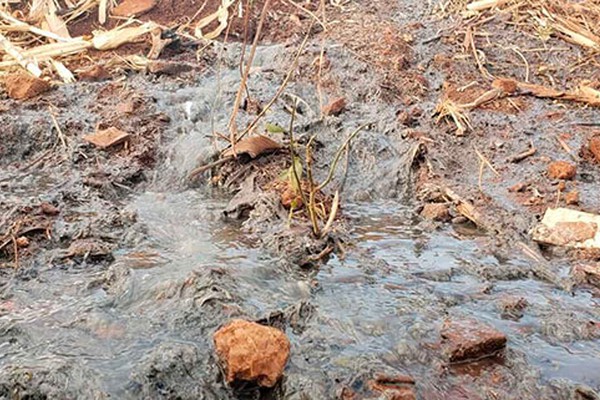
[
  {"left": 441, "top": 318, "right": 507, "bottom": 362},
  {"left": 213, "top": 319, "right": 290, "bottom": 387}
]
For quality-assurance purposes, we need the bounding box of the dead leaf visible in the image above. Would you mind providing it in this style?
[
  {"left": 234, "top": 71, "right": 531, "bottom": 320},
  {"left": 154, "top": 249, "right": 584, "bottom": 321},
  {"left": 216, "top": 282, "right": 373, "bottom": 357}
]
[
  {"left": 112, "top": 0, "right": 158, "bottom": 17},
  {"left": 222, "top": 135, "right": 281, "bottom": 159},
  {"left": 84, "top": 127, "right": 130, "bottom": 149}
]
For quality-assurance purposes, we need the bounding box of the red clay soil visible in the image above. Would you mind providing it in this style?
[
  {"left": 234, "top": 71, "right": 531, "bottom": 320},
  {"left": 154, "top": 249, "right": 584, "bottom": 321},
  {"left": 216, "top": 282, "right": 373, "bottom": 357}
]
[{"left": 65, "top": 0, "right": 318, "bottom": 42}]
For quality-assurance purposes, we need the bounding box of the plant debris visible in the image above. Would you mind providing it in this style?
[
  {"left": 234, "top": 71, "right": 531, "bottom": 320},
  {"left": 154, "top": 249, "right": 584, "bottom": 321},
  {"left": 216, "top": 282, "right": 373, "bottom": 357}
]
[{"left": 83, "top": 127, "right": 130, "bottom": 149}]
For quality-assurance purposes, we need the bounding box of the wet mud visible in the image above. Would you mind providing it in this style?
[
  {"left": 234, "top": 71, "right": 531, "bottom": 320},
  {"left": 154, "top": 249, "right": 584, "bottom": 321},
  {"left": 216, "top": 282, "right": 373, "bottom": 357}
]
[{"left": 1, "top": 0, "right": 600, "bottom": 399}]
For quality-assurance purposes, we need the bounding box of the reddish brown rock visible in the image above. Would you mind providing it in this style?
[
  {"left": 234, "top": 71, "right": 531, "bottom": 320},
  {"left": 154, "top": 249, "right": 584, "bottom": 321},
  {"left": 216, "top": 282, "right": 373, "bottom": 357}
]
[
  {"left": 83, "top": 127, "right": 130, "bottom": 149},
  {"left": 322, "top": 97, "right": 347, "bottom": 116},
  {"left": 572, "top": 263, "right": 600, "bottom": 288},
  {"left": 16, "top": 237, "right": 29, "bottom": 248},
  {"left": 508, "top": 181, "right": 528, "bottom": 193},
  {"left": 40, "top": 202, "right": 60, "bottom": 215},
  {"left": 112, "top": 0, "right": 157, "bottom": 17},
  {"left": 78, "top": 64, "right": 110, "bottom": 81},
  {"left": 589, "top": 136, "right": 600, "bottom": 164},
  {"left": 4, "top": 73, "right": 51, "bottom": 100},
  {"left": 147, "top": 61, "right": 193, "bottom": 76},
  {"left": 213, "top": 319, "right": 290, "bottom": 387},
  {"left": 421, "top": 203, "right": 450, "bottom": 222},
  {"left": 441, "top": 319, "right": 507, "bottom": 362},
  {"left": 368, "top": 374, "right": 416, "bottom": 400},
  {"left": 548, "top": 161, "right": 576, "bottom": 180},
  {"left": 281, "top": 185, "right": 303, "bottom": 209},
  {"left": 498, "top": 296, "right": 528, "bottom": 320},
  {"left": 565, "top": 190, "right": 579, "bottom": 205}
]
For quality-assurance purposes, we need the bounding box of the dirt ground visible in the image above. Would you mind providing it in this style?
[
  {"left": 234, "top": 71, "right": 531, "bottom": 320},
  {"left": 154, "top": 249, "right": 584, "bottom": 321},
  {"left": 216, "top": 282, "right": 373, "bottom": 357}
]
[{"left": 1, "top": 0, "right": 600, "bottom": 399}]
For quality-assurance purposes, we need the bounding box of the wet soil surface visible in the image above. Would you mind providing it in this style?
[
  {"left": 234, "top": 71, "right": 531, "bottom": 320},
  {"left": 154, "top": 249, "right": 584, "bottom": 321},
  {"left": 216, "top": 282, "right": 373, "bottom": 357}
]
[{"left": 1, "top": 1, "right": 600, "bottom": 399}]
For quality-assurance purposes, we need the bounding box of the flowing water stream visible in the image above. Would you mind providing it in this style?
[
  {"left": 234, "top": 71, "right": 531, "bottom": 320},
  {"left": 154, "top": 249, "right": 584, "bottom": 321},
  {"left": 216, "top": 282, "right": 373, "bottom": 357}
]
[{"left": 1, "top": 44, "right": 599, "bottom": 399}]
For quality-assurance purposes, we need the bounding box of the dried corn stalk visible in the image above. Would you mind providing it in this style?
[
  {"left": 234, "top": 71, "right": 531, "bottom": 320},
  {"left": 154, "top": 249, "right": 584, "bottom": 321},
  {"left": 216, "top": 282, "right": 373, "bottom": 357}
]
[
  {"left": 194, "top": 0, "right": 236, "bottom": 40},
  {"left": 0, "top": 32, "right": 42, "bottom": 76},
  {"left": 92, "top": 22, "right": 158, "bottom": 50}
]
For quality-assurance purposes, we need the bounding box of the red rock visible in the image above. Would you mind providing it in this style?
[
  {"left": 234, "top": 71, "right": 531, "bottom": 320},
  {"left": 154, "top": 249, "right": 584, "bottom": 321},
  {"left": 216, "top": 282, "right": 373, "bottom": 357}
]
[
  {"left": 565, "top": 190, "right": 579, "bottom": 205},
  {"left": 322, "top": 97, "right": 347, "bottom": 116},
  {"left": 16, "top": 237, "right": 29, "bottom": 248},
  {"left": 83, "top": 127, "right": 130, "bottom": 149},
  {"left": 508, "top": 182, "right": 528, "bottom": 193},
  {"left": 441, "top": 319, "right": 507, "bottom": 362},
  {"left": 147, "top": 61, "right": 193, "bottom": 76},
  {"left": 421, "top": 203, "right": 450, "bottom": 222},
  {"left": 112, "top": 0, "right": 157, "bottom": 17},
  {"left": 281, "top": 185, "right": 303, "bottom": 209},
  {"left": 337, "top": 386, "right": 358, "bottom": 400},
  {"left": 4, "top": 73, "right": 51, "bottom": 100},
  {"left": 213, "top": 319, "right": 290, "bottom": 387},
  {"left": 78, "top": 64, "right": 110, "bottom": 81},
  {"left": 368, "top": 374, "right": 416, "bottom": 400},
  {"left": 589, "top": 136, "right": 600, "bottom": 164},
  {"left": 40, "top": 202, "right": 60, "bottom": 215},
  {"left": 548, "top": 161, "right": 576, "bottom": 180}
]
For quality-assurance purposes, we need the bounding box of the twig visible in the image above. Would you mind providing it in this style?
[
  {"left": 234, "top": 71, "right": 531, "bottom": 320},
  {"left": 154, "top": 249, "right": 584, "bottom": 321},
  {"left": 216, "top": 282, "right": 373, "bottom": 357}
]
[
  {"left": 305, "top": 136, "right": 320, "bottom": 236},
  {"left": 228, "top": 0, "right": 272, "bottom": 149},
  {"left": 320, "top": 190, "right": 339, "bottom": 238},
  {"left": 508, "top": 142, "right": 536, "bottom": 163},
  {"left": 288, "top": 100, "right": 310, "bottom": 213},
  {"left": 317, "top": 123, "right": 370, "bottom": 191},
  {"left": 474, "top": 147, "right": 499, "bottom": 193},
  {"left": 48, "top": 106, "right": 68, "bottom": 154},
  {"left": 188, "top": 156, "right": 234, "bottom": 181},
  {"left": 511, "top": 47, "right": 530, "bottom": 82},
  {"left": 284, "top": 0, "right": 327, "bottom": 31},
  {"left": 235, "top": 19, "right": 315, "bottom": 143}
]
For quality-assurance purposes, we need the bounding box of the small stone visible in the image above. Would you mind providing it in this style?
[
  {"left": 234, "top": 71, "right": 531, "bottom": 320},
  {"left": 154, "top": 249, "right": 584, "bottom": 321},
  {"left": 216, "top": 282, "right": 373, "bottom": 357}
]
[
  {"left": 83, "top": 127, "right": 130, "bottom": 149},
  {"left": 572, "top": 264, "right": 600, "bottom": 288},
  {"left": 441, "top": 318, "right": 507, "bottom": 362},
  {"left": 78, "top": 64, "right": 110, "bottom": 81},
  {"left": 147, "top": 61, "right": 192, "bottom": 76},
  {"left": 112, "top": 0, "right": 157, "bottom": 17},
  {"left": 508, "top": 182, "right": 528, "bottom": 192},
  {"left": 116, "top": 101, "right": 136, "bottom": 114},
  {"left": 452, "top": 216, "right": 468, "bottom": 225},
  {"left": 397, "top": 110, "right": 411, "bottom": 126},
  {"left": 281, "top": 185, "right": 303, "bottom": 209},
  {"left": 368, "top": 374, "right": 416, "bottom": 400},
  {"left": 421, "top": 203, "right": 450, "bottom": 222},
  {"left": 4, "top": 73, "right": 51, "bottom": 100},
  {"left": 589, "top": 136, "right": 600, "bottom": 164},
  {"left": 498, "top": 296, "right": 528, "bottom": 320},
  {"left": 40, "top": 202, "right": 60, "bottom": 215},
  {"left": 213, "top": 319, "right": 290, "bottom": 387},
  {"left": 16, "top": 237, "right": 29, "bottom": 248},
  {"left": 322, "top": 97, "right": 346, "bottom": 116},
  {"left": 337, "top": 386, "right": 358, "bottom": 400},
  {"left": 565, "top": 190, "right": 579, "bottom": 205},
  {"left": 548, "top": 161, "right": 576, "bottom": 180}
]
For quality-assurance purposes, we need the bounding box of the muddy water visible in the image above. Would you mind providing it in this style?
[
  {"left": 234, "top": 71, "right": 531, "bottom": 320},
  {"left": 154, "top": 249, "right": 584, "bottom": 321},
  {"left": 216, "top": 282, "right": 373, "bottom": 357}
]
[{"left": 1, "top": 45, "right": 600, "bottom": 399}]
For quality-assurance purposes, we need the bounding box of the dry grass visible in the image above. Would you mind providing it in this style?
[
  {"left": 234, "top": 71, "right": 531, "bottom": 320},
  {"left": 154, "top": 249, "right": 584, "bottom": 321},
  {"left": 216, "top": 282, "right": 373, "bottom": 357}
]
[
  {"left": 0, "top": 0, "right": 234, "bottom": 80},
  {"left": 433, "top": 0, "right": 600, "bottom": 133}
]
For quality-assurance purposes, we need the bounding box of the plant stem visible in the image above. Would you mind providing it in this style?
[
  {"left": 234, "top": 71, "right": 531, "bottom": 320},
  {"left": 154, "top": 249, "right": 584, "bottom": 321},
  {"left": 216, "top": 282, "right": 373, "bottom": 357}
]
[
  {"left": 228, "top": 0, "right": 272, "bottom": 148},
  {"left": 288, "top": 100, "right": 309, "bottom": 212},
  {"left": 317, "top": 123, "right": 370, "bottom": 191}
]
